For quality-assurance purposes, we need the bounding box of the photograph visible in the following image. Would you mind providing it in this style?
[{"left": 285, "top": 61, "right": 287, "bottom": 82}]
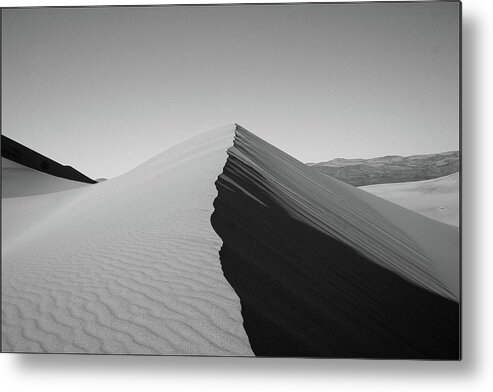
[{"left": 1, "top": 1, "right": 460, "bottom": 359}]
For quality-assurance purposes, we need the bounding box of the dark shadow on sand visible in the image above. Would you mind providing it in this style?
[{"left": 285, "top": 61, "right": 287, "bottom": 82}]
[
  {"left": 1, "top": 135, "right": 96, "bottom": 184},
  {"left": 211, "top": 148, "right": 459, "bottom": 359}
]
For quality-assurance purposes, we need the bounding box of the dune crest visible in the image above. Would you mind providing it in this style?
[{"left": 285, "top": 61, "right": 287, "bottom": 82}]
[
  {"left": 2, "top": 125, "right": 253, "bottom": 355},
  {"left": 229, "top": 126, "right": 458, "bottom": 301},
  {"left": 212, "top": 125, "right": 459, "bottom": 358}
]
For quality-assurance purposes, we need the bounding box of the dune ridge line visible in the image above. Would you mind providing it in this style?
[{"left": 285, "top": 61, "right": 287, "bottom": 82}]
[
  {"left": 2, "top": 124, "right": 253, "bottom": 355},
  {"left": 224, "top": 125, "right": 458, "bottom": 301},
  {"left": 211, "top": 124, "right": 459, "bottom": 358}
]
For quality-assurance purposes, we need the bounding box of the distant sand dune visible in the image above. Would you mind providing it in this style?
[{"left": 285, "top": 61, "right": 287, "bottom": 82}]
[
  {"left": 360, "top": 173, "right": 459, "bottom": 226},
  {"left": 2, "top": 158, "right": 90, "bottom": 198},
  {"left": 1, "top": 134, "right": 96, "bottom": 185}
]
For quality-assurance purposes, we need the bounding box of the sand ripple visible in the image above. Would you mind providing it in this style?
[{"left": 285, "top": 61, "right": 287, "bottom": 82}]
[{"left": 2, "top": 125, "right": 253, "bottom": 355}]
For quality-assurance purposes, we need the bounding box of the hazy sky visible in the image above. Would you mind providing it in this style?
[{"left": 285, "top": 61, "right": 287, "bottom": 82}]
[{"left": 2, "top": 3, "right": 460, "bottom": 179}]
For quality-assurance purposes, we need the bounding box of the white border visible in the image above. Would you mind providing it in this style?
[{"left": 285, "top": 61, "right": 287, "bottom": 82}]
[{"left": 1, "top": 0, "right": 492, "bottom": 391}]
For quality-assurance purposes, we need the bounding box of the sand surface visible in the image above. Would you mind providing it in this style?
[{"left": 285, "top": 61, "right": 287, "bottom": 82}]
[
  {"left": 2, "top": 124, "right": 458, "bottom": 356},
  {"left": 210, "top": 125, "right": 459, "bottom": 358},
  {"left": 359, "top": 173, "right": 459, "bottom": 226},
  {"left": 231, "top": 126, "right": 458, "bottom": 301},
  {"left": 213, "top": 156, "right": 459, "bottom": 358},
  {"left": 2, "top": 158, "right": 90, "bottom": 198},
  {"left": 2, "top": 125, "right": 253, "bottom": 355}
]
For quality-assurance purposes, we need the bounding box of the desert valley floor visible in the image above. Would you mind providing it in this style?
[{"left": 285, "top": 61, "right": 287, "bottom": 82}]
[{"left": 1, "top": 124, "right": 460, "bottom": 358}]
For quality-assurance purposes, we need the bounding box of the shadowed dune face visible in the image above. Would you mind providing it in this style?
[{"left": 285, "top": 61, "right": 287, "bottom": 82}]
[
  {"left": 227, "top": 127, "right": 458, "bottom": 301},
  {"left": 1, "top": 135, "right": 96, "bottom": 184},
  {"left": 211, "top": 139, "right": 459, "bottom": 359}
]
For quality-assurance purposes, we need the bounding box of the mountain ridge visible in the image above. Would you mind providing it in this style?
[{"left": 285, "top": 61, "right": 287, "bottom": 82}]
[{"left": 308, "top": 150, "right": 459, "bottom": 187}]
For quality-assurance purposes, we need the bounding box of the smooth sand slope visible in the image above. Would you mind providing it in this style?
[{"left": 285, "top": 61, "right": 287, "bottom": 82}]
[
  {"left": 212, "top": 125, "right": 459, "bottom": 358},
  {"left": 2, "top": 125, "right": 253, "bottom": 355},
  {"left": 360, "top": 173, "right": 459, "bottom": 226},
  {"left": 2, "top": 158, "right": 90, "bottom": 198}
]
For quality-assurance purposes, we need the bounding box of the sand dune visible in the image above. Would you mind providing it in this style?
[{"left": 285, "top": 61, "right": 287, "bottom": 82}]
[
  {"left": 2, "top": 124, "right": 458, "bottom": 358},
  {"left": 212, "top": 125, "right": 459, "bottom": 358},
  {"left": 359, "top": 173, "right": 459, "bottom": 226},
  {"left": 230, "top": 126, "right": 458, "bottom": 301},
  {"left": 2, "top": 126, "right": 253, "bottom": 355},
  {"left": 2, "top": 158, "right": 90, "bottom": 198},
  {"left": 2, "top": 134, "right": 96, "bottom": 184}
]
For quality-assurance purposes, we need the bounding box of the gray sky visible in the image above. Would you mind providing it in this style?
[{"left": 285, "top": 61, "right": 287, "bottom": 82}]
[{"left": 2, "top": 3, "right": 460, "bottom": 179}]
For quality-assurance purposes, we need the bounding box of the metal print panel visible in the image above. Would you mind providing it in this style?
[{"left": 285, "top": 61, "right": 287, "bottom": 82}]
[{"left": 1, "top": 2, "right": 461, "bottom": 359}]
